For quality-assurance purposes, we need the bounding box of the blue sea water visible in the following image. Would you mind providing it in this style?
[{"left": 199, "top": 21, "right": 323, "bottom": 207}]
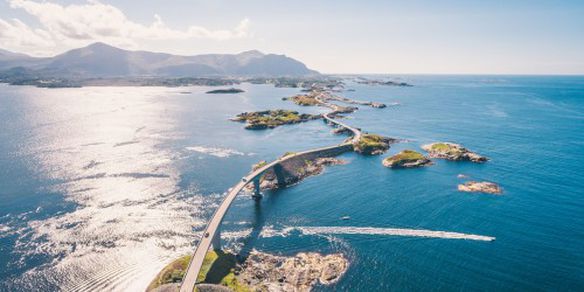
[{"left": 0, "top": 76, "right": 583, "bottom": 291}]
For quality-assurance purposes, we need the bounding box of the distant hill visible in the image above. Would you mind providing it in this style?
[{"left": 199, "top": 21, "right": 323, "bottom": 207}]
[{"left": 0, "top": 43, "right": 319, "bottom": 77}]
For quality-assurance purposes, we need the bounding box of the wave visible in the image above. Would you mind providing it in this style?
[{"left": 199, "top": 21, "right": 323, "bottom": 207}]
[
  {"left": 297, "top": 226, "right": 495, "bottom": 241},
  {"left": 260, "top": 225, "right": 495, "bottom": 242},
  {"left": 186, "top": 145, "right": 250, "bottom": 158}
]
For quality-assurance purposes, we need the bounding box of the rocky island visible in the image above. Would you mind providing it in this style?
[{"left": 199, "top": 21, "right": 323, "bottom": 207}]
[
  {"left": 458, "top": 181, "right": 502, "bottom": 194},
  {"left": 231, "top": 110, "right": 321, "bottom": 130},
  {"left": 383, "top": 150, "right": 432, "bottom": 168},
  {"left": 422, "top": 142, "right": 488, "bottom": 163},
  {"left": 237, "top": 250, "right": 348, "bottom": 291},
  {"left": 148, "top": 249, "right": 348, "bottom": 292},
  {"left": 353, "top": 134, "right": 396, "bottom": 155},
  {"left": 250, "top": 156, "right": 346, "bottom": 191},
  {"left": 206, "top": 88, "right": 245, "bottom": 94}
]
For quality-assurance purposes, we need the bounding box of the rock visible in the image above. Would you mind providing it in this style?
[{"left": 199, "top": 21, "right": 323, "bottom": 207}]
[
  {"left": 353, "top": 134, "right": 396, "bottom": 155},
  {"left": 383, "top": 150, "right": 432, "bottom": 168},
  {"left": 248, "top": 157, "right": 346, "bottom": 192},
  {"left": 332, "top": 127, "right": 352, "bottom": 135},
  {"left": 194, "top": 284, "right": 232, "bottom": 292},
  {"left": 422, "top": 142, "right": 488, "bottom": 163},
  {"left": 232, "top": 109, "right": 321, "bottom": 130},
  {"left": 458, "top": 181, "right": 502, "bottom": 194},
  {"left": 236, "top": 250, "right": 348, "bottom": 291},
  {"left": 370, "top": 102, "right": 386, "bottom": 108}
]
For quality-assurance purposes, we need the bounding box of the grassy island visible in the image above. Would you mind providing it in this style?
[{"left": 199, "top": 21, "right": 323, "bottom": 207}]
[
  {"left": 147, "top": 250, "right": 248, "bottom": 292},
  {"left": 353, "top": 134, "right": 394, "bottom": 155},
  {"left": 422, "top": 142, "right": 487, "bottom": 163},
  {"left": 291, "top": 94, "right": 321, "bottom": 106},
  {"left": 383, "top": 150, "right": 432, "bottom": 168},
  {"left": 232, "top": 109, "right": 321, "bottom": 130}
]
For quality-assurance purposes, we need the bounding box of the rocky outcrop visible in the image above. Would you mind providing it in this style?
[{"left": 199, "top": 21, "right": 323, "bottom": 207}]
[
  {"left": 250, "top": 157, "right": 346, "bottom": 191},
  {"left": 353, "top": 134, "right": 396, "bottom": 155},
  {"left": 383, "top": 150, "right": 432, "bottom": 168},
  {"left": 422, "top": 142, "right": 488, "bottom": 163},
  {"left": 231, "top": 110, "right": 321, "bottom": 130},
  {"left": 458, "top": 181, "right": 502, "bottom": 194},
  {"left": 236, "top": 250, "right": 348, "bottom": 291},
  {"left": 332, "top": 127, "right": 352, "bottom": 135}
]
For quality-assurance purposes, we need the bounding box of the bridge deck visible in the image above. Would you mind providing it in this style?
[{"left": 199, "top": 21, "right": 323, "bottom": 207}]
[{"left": 179, "top": 97, "right": 361, "bottom": 292}]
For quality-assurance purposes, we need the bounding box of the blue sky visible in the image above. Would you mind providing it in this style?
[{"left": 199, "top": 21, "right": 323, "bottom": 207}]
[{"left": 0, "top": 0, "right": 583, "bottom": 74}]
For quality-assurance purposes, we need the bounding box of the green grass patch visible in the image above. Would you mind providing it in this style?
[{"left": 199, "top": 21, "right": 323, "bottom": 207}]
[
  {"left": 291, "top": 95, "right": 320, "bottom": 106},
  {"left": 354, "top": 134, "right": 390, "bottom": 154},
  {"left": 384, "top": 150, "right": 425, "bottom": 164},
  {"left": 146, "top": 254, "right": 192, "bottom": 291},
  {"left": 220, "top": 272, "right": 251, "bottom": 292},
  {"left": 430, "top": 143, "right": 451, "bottom": 151}
]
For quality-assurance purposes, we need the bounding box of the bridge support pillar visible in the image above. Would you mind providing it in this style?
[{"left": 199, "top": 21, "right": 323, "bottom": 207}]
[
  {"left": 252, "top": 177, "right": 262, "bottom": 200},
  {"left": 273, "top": 163, "right": 286, "bottom": 188},
  {"left": 211, "top": 227, "right": 221, "bottom": 250}
]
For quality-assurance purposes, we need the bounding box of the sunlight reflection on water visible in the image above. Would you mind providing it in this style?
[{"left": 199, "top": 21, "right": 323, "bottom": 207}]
[{"left": 6, "top": 87, "right": 203, "bottom": 291}]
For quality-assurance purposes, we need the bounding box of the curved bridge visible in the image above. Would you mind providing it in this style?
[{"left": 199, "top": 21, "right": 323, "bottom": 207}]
[{"left": 180, "top": 95, "right": 361, "bottom": 292}]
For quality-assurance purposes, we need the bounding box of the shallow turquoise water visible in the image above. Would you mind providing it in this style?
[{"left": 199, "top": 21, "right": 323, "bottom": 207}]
[{"left": 0, "top": 76, "right": 583, "bottom": 291}]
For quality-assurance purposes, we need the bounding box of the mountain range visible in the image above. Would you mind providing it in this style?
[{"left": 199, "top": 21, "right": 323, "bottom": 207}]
[{"left": 0, "top": 43, "right": 318, "bottom": 77}]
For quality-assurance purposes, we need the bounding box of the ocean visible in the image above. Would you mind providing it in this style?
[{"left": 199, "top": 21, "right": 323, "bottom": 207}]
[{"left": 0, "top": 75, "right": 583, "bottom": 291}]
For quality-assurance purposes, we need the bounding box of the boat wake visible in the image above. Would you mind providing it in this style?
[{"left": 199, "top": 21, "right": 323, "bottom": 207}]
[
  {"left": 297, "top": 226, "right": 495, "bottom": 241},
  {"left": 260, "top": 225, "right": 495, "bottom": 242}
]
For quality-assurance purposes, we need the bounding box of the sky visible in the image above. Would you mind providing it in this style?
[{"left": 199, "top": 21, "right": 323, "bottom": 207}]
[{"left": 0, "top": 0, "right": 583, "bottom": 74}]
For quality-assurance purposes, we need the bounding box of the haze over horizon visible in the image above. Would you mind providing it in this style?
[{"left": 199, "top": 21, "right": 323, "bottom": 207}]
[{"left": 0, "top": 0, "right": 583, "bottom": 75}]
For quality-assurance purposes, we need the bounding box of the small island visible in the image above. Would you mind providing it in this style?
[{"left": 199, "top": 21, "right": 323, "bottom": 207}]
[
  {"left": 383, "top": 150, "right": 432, "bottom": 168},
  {"left": 231, "top": 109, "right": 321, "bottom": 130},
  {"left": 250, "top": 156, "right": 346, "bottom": 191},
  {"left": 353, "top": 134, "right": 396, "bottom": 155},
  {"left": 458, "top": 181, "right": 502, "bottom": 194},
  {"left": 422, "top": 142, "right": 488, "bottom": 163},
  {"left": 238, "top": 250, "right": 348, "bottom": 291},
  {"left": 290, "top": 94, "right": 322, "bottom": 106},
  {"left": 206, "top": 88, "right": 245, "bottom": 94},
  {"left": 147, "top": 249, "right": 348, "bottom": 292}
]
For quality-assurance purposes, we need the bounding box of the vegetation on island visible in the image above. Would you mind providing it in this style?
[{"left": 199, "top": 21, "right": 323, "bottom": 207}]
[
  {"left": 353, "top": 134, "right": 395, "bottom": 155},
  {"left": 291, "top": 94, "right": 321, "bottom": 106},
  {"left": 206, "top": 88, "right": 245, "bottom": 94},
  {"left": 147, "top": 250, "right": 248, "bottom": 292},
  {"left": 382, "top": 150, "right": 432, "bottom": 168},
  {"left": 146, "top": 254, "right": 191, "bottom": 291},
  {"left": 232, "top": 109, "right": 321, "bottom": 130},
  {"left": 422, "top": 142, "right": 488, "bottom": 163}
]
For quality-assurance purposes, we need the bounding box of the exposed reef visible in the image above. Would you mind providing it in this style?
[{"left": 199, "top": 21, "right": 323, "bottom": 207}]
[
  {"left": 353, "top": 134, "right": 396, "bottom": 155},
  {"left": 206, "top": 88, "right": 245, "bottom": 94},
  {"left": 231, "top": 110, "right": 321, "bottom": 130},
  {"left": 458, "top": 181, "right": 502, "bottom": 194},
  {"left": 422, "top": 142, "right": 488, "bottom": 163},
  {"left": 237, "top": 250, "right": 348, "bottom": 292},
  {"left": 383, "top": 150, "right": 432, "bottom": 168}
]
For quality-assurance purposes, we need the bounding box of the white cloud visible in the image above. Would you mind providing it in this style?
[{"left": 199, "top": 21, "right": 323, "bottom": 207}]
[{"left": 0, "top": 0, "right": 251, "bottom": 56}]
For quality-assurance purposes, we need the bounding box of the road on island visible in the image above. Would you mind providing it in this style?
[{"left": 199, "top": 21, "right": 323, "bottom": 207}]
[{"left": 180, "top": 94, "right": 361, "bottom": 292}]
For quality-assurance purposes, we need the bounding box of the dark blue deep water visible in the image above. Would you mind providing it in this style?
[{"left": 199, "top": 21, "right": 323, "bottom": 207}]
[{"left": 0, "top": 76, "right": 583, "bottom": 291}]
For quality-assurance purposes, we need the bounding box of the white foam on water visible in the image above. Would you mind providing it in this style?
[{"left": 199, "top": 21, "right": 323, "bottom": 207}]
[
  {"left": 185, "top": 146, "right": 250, "bottom": 158},
  {"left": 296, "top": 226, "right": 495, "bottom": 241}
]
